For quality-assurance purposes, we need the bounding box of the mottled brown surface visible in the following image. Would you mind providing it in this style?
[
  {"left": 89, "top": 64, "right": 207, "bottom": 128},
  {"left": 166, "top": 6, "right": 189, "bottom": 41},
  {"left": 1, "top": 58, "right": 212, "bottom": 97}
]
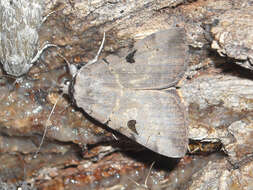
[{"left": 1, "top": 0, "right": 253, "bottom": 189}]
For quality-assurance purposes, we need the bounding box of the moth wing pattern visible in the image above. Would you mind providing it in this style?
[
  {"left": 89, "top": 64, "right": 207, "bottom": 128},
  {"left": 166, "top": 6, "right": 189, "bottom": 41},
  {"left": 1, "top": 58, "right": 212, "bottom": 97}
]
[
  {"left": 109, "top": 89, "right": 188, "bottom": 157},
  {"left": 0, "top": 0, "right": 42, "bottom": 76},
  {"left": 73, "top": 62, "right": 120, "bottom": 123},
  {"left": 105, "top": 28, "right": 188, "bottom": 89},
  {"left": 73, "top": 28, "right": 189, "bottom": 158}
]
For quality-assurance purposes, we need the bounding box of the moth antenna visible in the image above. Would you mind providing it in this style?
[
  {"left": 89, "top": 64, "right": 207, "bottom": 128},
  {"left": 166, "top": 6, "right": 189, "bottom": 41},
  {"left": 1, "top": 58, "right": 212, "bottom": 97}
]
[
  {"left": 41, "top": 11, "right": 57, "bottom": 25},
  {"left": 57, "top": 53, "right": 71, "bottom": 69},
  {"left": 58, "top": 32, "right": 106, "bottom": 78},
  {"left": 31, "top": 43, "right": 58, "bottom": 64},
  {"left": 84, "top": 32, "right": 106, "bottom": 67},
  {"left": 57, "top": 53, "right": 78, "bottom": 78},
  {"left": 66, "top": 32, "right": 106, "bottom": 77},
  {"left": 33, "top": 92, "right": 63, "bottom": 158}
]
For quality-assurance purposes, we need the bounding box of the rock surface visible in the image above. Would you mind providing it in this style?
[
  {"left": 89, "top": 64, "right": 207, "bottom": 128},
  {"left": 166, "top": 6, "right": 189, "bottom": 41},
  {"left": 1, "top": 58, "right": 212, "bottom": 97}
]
[{"left": 211, "top": 7, "right": 253, "bottom": 70}]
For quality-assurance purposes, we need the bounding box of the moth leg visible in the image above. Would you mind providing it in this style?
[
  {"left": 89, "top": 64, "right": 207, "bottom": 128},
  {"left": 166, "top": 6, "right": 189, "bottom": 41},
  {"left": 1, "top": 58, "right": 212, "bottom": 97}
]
[
  {"left": 33, "top": 92, "right": 63, "bottom": 158},
  {"left": 31, "top": 42, "right": 58, "bottom": 65},
  {"left": 84, "top": 32, "right": 106, "bottom": 67}
]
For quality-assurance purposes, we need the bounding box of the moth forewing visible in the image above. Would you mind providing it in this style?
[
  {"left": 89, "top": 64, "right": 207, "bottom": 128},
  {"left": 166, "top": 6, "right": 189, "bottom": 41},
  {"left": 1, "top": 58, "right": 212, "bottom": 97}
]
[{"left": 73, "top": 28, "right": 189, "bottom": 158}]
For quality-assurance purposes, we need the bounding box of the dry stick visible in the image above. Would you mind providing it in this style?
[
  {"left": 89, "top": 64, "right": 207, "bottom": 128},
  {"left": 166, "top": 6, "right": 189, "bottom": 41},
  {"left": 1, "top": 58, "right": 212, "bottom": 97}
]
[{"left": 33, "top": 92, "right": 62, "bottom": 158}]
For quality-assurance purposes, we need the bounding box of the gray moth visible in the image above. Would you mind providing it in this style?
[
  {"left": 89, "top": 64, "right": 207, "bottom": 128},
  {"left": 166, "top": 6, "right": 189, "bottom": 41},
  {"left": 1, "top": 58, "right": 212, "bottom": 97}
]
[
  {"left": 71, "top": 28, "right": 189, "bottom": 158},
  {"left": 0, "top": 0, "right": 55, "bottom": 77}
]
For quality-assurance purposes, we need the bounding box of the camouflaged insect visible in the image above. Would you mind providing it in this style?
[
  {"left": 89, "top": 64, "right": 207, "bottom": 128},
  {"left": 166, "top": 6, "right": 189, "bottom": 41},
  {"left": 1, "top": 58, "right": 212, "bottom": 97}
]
[
  {"left": 0, "top": 0, "right": 54, "bottom": 77},
  {"left": 71, "top": 28, "right": 189, "bottom": 158}
]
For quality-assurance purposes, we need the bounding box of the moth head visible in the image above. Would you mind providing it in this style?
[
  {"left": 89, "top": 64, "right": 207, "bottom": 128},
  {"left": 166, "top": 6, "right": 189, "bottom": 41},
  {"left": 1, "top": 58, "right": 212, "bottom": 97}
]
[{"left": 60, "top": 80, "right": 71, "bottom": 95}]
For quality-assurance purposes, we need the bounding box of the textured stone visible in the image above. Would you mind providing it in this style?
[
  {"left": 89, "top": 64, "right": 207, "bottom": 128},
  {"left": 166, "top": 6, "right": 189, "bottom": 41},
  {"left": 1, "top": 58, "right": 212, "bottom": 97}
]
[
  {"left": 181, "top": 75, "right": 253, "bottom": 163},
  {"left": 211, "top": 7, "right": 253, "bottom": 70}
]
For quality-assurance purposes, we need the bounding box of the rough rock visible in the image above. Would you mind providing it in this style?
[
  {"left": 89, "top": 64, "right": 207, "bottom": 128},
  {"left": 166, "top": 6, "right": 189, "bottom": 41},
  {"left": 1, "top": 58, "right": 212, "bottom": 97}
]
[
  {"left": 187, "top": 156, "right": 253, "bottom": 190},
  {"left": 211, "top": 7, "right": 253, "bottom": 70},
  {"left": 181, "top": 75, "right": 253, "bottom": 164}
]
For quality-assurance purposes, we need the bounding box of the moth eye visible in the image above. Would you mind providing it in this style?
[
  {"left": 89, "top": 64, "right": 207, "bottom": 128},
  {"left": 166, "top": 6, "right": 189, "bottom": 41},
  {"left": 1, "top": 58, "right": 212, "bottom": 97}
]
[{"left": 60, "top": 80, "right": 71, "bottom": 94}]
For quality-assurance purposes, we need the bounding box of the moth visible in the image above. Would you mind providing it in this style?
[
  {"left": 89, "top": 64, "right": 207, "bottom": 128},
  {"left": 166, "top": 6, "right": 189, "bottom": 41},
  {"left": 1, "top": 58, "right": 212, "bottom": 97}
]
[
  {"left": 0, "top": 0, "right": 55, "bottom": 77},
  {"left": 68, "top": 28, "right": 189, "bottom": 158}
]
